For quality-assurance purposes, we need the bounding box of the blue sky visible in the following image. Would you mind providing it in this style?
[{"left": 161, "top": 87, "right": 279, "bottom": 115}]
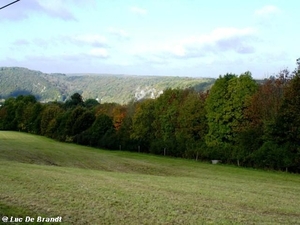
[{"left": 0, "top": 0, "right": 299, "bottom": 78}]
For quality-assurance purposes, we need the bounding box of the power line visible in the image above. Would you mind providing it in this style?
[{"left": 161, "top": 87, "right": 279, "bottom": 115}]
[{"left": 0, "top": 0, "right": 20, "bottom": 10}]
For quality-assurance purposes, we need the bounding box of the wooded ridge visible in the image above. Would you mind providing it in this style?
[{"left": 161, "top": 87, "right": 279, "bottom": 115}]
[{"left": 0, "top": 67, "right": 215, "bottom": 104}]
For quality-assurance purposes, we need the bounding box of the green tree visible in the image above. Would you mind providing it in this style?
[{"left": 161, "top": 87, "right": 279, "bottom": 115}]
[
  {"left": 72, "top": 111, "right": 95, "bottom": 136},
  {"left": 176, "top": 90, "right": 208, "bottom": 159},
  {"left": 53, "top": 110, "right": 72, "bottom": 141},
  {"left": 84, "top": 98, "right": 99, "bottom": 108},
  {"left": 40, "top": 104, "right": 63, "bottom": 136},
  {"left": 27, "top": 102, "right": 43, "bottom": 134},
  {"left": 88, "top": 114, "right": 115, "bottom": 147},
  {"left": 205, "top": 74, "right": 236, "bottom": 147},
  {"left": 152, "top": 89, "right": 183, "bottom": 156},
  {"left": 252, "top": 141, "right": 292, "bottom": 171},
  {"left": 116, "top": 115, "right": 136, "bottom": 151},
  {"left": 0, "top": 95, "right": 38, "bottom": 131},
  {"left": 275, "top": 73, "right": 300, "bottom": 144},
  {"left": 205, "top": 72, "right": 258, "bottom": 163},
  {"left": 64, "top": 106, "right": 86, "bottom": 136},
  {"left": 226, "top": 72, "right": 258, "bottom": 136},
  {"left": 0, "top": 97, "right": 17, "bottom": 130},
  {"left": 131, "top": 99, "right": 156, "bottom": 152},
  {"left": 65, "top": 93, "right": 84, "bottom": 108},
  {"left": 20, "top": 102, "right": 43, "bottom": 133}
]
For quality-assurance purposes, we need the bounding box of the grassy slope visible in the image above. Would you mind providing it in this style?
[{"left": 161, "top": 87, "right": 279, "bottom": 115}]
[{"left": 0, "top": 131, "right": 300, "bottom": 225}]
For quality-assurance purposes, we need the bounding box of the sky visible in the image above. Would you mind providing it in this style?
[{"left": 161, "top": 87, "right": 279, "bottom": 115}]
[{"left": 0, "top": 0, "right": 299, "bottom": 78}]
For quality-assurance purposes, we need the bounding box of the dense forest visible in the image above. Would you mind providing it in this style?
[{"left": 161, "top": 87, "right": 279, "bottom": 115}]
[
  {"left": 0, "top": 59, "right": 299, "bottom": 173},
  {"left": 0, "top": 67, "right": 214, "bottom": 104}
]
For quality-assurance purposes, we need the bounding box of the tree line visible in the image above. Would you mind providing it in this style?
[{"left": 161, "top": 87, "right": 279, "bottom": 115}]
[{"left": 1, "top": 60, "right": 299, "bottom": 172}]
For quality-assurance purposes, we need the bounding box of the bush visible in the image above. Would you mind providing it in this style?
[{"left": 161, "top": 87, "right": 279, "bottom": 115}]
[{"left": 252, "top": 141, "right": 293, "bottom": 171}]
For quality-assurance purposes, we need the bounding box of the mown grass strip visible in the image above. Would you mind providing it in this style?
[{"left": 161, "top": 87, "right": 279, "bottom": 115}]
[{"left": 0, "top": 131, "right": 300, "bottom": 224}]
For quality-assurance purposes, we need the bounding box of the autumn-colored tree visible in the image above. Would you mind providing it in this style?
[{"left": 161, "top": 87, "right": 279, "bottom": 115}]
[
  {"left": 272, "top": 72, "right": 300, "bottom": 171},
  {"left": 244, "top": 70, "right": 290, "bottom": 140},
  {"left": 0, "top": 106, "right": 6, "bottom": 129},
  {"left": 95, "top": 102, "right": 118, "bottom": 117},
  {"left": 116, "top": 100, "right": 137, "bottom": 151},
  {"left": 112, "top": 105, "right": 127, "bottom": 131}
]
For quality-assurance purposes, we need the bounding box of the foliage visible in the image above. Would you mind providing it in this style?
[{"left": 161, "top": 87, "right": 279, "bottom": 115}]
[
  {"left": 40, "top": 104, "right": 63, "bottom": 137},
  {"left": 205, "top": 73, "right": 236, "bottom": 146},
  {"left": 252, "top": 141, "right": 293, "bottom": 171},
  {"left": 131, "top": 99, "right": 156, "bottom": 152},
  {"left": 87, "top": 114, "right": 115, "bottom": 148},
  {"left": 205, "top": 73, "right": 258, "bottom": 145},
  {"left": 64, "top": 93, "right": 84, "bottom": 108},
  {"left": 84, "top": 98, "right": 99, "bottom": 108}
]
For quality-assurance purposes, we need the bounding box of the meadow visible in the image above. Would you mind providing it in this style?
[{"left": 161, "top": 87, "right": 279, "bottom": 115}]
[{"left": 0, "top": 131, "right": 299, "bottom": 224}]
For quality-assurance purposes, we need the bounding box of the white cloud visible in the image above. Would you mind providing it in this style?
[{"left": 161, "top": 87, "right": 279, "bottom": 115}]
[
  {"left": 133, "top": 27, "right": 257, "bottom": 59},
  {"left": 13, "top": 39, "right": 31, "bottom": 46},
  {"left": 38, "top": 1, "right": 65, "bottom": 12},
  {"left": 255, "top": 5, "right": 281, "bottom": 16},
  {"left": 28, "top": 0, "right": 76, "bottom": 21},
  {"left": 72, "top": 34, "right": 107, "bottom": 47},
  {"left": 130, "top": 6, "right": 147, "bottom": 15},
  {"left": 108, "top": 27, "right": 129, "bottom": 39},
  {"left": 88, "top": 48, "right": 109, "bottom": 58},
  {"left": 136, "top": 55, "right": 169, "bottom": 65},
  {"left": 167, "top": 44, "right": 186, "bottom": 57},
  {"left": 204, "top": 27, "right": 255, "bottom": 42}
]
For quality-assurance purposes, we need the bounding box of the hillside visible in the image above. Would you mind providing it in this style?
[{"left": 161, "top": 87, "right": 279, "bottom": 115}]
[
  {"left": 0, "top": 67, "right": 215, "bottom": 104},
  {"left": 1, "top": 131, "right": 300, "bottom": 224}
]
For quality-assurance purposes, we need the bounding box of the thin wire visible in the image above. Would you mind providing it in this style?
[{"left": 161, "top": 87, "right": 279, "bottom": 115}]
[{"left": 0, "top": 0, "right": 20, "bottom": 10}]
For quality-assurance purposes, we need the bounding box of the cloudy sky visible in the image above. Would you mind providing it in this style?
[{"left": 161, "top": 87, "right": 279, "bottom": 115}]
[{"left": 0, "top": 0, "right": 299, "bottom": 78}]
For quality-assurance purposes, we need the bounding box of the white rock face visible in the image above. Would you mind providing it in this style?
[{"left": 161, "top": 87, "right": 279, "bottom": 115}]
[{"left": 134, "top": 86, "right": 164, "bottom": 101}]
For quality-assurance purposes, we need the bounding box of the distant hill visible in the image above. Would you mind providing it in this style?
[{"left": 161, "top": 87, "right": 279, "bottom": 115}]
[{"left": 0, "top": 67, "right": 215, "bottom": 104}]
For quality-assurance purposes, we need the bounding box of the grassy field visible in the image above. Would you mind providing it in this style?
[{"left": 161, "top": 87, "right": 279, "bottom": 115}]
[{"left": 0, "top": 131, "right": 300, "bottom": 225}]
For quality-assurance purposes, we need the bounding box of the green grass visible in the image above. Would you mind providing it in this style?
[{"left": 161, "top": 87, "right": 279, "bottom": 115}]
[{"left": 0, "top": 131, "right": 300, "bottom": 224}]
